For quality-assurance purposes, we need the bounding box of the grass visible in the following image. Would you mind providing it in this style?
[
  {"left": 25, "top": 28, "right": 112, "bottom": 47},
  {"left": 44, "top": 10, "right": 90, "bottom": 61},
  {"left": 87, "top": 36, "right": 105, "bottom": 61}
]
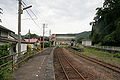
[
  {"left": 54, "top": 62, "right": 57, "bottom": 67},
  {"left": 100, "top": 78, "right": 105, "bottom": 80},
  {"left": 79, "top": 47, "right": 120, "bottom": 66},
  {"left": 58, "top": 45, "right": 70, "bottom": 47}
]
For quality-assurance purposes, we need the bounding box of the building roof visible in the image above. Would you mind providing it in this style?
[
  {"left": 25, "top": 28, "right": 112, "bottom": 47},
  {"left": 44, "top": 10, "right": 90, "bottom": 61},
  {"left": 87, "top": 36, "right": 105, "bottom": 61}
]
[
  {"left": 56, "top": 34, "right": 76, "bottom": 36},
  {"left": 0, "top": 25, "right": 14, "bottom": 33},
  {"left": 82, "top": 39, "right": 92, "bottom": 41},
  {"left": 24, "top": 38, "right": 38, "bottom": 43},
  {"left": 10, "top": 32, "right": 19, "bottom": 40},
  {"left": 0, "top": 37, "right": 17, "bottom": 43}
]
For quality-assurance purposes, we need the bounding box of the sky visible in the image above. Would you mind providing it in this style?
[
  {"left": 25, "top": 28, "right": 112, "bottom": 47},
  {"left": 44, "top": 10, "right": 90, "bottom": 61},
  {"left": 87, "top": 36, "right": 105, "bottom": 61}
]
[{"left": 0, "top": 0, "right": 104, "bottom": 36}]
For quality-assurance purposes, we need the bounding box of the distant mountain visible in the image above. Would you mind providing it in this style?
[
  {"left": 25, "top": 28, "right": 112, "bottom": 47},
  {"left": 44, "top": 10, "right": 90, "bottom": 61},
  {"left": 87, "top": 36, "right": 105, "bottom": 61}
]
[{"left": 76, "top": 31, "right": 91, "bottom": 39}]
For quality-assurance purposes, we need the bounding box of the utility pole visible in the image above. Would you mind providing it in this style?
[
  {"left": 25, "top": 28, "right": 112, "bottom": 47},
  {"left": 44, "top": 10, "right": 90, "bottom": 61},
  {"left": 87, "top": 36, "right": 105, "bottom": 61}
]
[
  {"left": 43, "top": 24, "right": 45, "bottom": 50},
  {"left": 18, "top": 0, "right": 32, "bottom": 56},
  {"left": 29, "top": 29, "right": 30, "bottom": 42},
  {"left": 18, "top": 0, "right": 22, "bottom": 56},
  {"left": 40, "top": 35, "right": 41, "bottom": 54},
  {"left": 49, "top": 30, "right": 51, "bottom": 47}
]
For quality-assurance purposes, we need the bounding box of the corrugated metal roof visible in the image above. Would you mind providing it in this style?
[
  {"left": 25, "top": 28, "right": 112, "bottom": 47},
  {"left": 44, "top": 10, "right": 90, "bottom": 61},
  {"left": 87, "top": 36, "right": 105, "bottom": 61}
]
[
  {"left": 0, "top": 37, "right": 17, "bottom": 43},
  {"left": 24, "top": 38, "right": 38, "bottom": 43},
  {"left": 0, "top": 25, "right": 14, "bottom": 33},
  {"left": 10, "top": 32, "right": 19, "bottom": 40}
]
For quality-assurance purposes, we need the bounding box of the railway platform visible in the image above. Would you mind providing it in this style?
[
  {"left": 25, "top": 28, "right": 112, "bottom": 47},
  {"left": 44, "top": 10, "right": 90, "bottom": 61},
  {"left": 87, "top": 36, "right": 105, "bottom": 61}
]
[{"left": 10, "top": 48, "right": 55, "bottom": 80}]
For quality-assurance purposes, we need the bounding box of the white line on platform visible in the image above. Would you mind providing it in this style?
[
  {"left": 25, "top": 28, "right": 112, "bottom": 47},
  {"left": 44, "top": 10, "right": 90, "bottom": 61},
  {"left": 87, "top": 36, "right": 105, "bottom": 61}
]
[{"left": 40, "top": 56, "right": 46, "bottom": 67}]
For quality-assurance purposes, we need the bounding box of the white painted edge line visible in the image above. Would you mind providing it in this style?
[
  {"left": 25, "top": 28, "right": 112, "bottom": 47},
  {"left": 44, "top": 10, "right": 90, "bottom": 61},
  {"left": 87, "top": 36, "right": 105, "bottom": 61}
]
[
  {"left": 35, "top": 55, "right": 46, "bottom": 77},
  {"left": 50, "top": 47, "right": 56, "bottom": 80}
]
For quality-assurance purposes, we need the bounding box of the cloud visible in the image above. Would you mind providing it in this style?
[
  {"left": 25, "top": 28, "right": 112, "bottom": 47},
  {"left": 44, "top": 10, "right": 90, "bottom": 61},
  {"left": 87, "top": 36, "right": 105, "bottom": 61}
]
[{"left": 0, "top": 0, "right": 104, "bottom": 36}]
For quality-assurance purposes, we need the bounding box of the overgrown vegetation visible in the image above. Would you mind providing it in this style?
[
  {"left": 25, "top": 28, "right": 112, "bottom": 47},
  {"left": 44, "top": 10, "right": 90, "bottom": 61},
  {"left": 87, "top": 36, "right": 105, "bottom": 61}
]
[
  {"left": 82, "top": 47, "right": 120, "bottom": 66},
  {"left": 76, "top": 37, "right": 84, "bottom": 43},
  {"left": 27, "top": 44, "right": 32, "bottom": 51},
  {"left": 76, "top": 31, "right": 91, "bottom": 39},
  {"left": 76, "top": 31, "right": 91, "bottom": 43},
  {"left": 90, "top": 0, "right": 120, "bottom": 46},
  {"left": 0, "top": 43, "right": 13, "bottom": 80}
]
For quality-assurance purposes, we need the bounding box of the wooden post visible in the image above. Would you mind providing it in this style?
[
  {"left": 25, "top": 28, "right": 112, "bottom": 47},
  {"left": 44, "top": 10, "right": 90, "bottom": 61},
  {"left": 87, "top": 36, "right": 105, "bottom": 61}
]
[
  {"left": 43, "top": 24, "right": 45, "bottom": 50},
  {"left": 12, "top": 55, "right": 14, "bottom": 72},
  {"left": 18, "top": 0, "right": 22, "bottom": 59},
  {"left": 40, "top": 35, "right": 41, "bottom": 55}
]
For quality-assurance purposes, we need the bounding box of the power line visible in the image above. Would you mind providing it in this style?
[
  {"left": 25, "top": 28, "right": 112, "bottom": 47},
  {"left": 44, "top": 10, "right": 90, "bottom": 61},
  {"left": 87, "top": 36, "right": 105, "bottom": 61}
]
[
  {"left": 22, "top": 1, "right": 38, "bottom": 19},
  {"left": 26, "top": 10, "right": 40, "bottom": 28},
  {"left": 22, "top": 0, "right": 47, "bottom": 24},
  {"left": 21, "top": 3, "right": 40, "bottom": 29}
]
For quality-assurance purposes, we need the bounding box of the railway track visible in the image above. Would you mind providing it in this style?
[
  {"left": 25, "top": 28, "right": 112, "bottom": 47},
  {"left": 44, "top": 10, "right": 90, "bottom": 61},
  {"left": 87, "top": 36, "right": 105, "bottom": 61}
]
[
  {"left": 56, "top": 48, "right": 86, "bottom": 80},
  {"left": 67, "top": 48, "right": 120, "bottom": 74}
]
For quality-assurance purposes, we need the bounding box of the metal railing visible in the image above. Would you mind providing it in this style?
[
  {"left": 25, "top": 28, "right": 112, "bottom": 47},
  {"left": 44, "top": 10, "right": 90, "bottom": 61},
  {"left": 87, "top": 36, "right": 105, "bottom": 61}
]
[{"left": 91, "top": 46, "right": 120, "bottom": 51}]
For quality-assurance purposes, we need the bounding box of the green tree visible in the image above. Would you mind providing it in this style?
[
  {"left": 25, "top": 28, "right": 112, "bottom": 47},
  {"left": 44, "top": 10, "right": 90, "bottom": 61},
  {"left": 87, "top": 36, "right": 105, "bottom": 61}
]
[
  {"left": 0, "top": 43, "right": 12, "bottom": 80},
  {"left": 77, "top": 37, "right": 84, "bottom": 43},
  {"left": 90, "top": 0, "right": 120, "bottom": 46},
  {"left": 22, "top": 33, "right": 39, "bottom": 39}
]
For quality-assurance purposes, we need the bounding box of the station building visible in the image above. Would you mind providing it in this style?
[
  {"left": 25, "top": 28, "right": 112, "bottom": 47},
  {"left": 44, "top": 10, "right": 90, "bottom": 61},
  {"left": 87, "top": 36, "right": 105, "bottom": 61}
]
[
  {"left": 82, "top": 39, "right": 92, "bottom": 46},
  {"left": 51, "top": 34, "right": 76, "bottom": 46}
]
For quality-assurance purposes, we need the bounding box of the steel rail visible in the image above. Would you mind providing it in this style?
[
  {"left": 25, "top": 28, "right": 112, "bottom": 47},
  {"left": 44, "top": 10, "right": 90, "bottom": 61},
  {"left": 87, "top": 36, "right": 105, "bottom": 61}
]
[
  {"left": 57, "top": 53, "right": 70, "bottom": 80},
  {"left": 64, "top": 55, "right": 86, "bottom": 80},
  {"left": 68, "top": 47, "right": 120, "bottom": 74},
  {"left": 57, "top": 48, "right": 86, "bottom": 80},
  {"left": 79, "top": 54, "right": 120, "bottom": 74},
  {"left": 82, "top": 54, "right": 120, "bottom": 70}
]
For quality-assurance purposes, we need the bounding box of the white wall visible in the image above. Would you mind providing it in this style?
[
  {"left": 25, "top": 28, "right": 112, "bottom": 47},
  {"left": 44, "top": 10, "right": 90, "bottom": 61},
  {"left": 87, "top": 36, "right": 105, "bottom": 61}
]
[
  {"left": 16, "top": 43, "right": 35, "bottom": 54},
  {"left": 82, "top": 40, "right": 92, "bottom": 46},
  {"left": 21, "top": 44, "right": 27, "bottom": 52},
  {"left": 16, "top": 43, "right": 27, "bottom": 54}
]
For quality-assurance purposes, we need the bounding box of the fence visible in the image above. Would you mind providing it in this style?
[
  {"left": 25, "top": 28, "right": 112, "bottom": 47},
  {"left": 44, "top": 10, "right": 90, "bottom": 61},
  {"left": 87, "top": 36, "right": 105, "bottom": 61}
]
[
  {"left": 90, "top": 46, "right": 120, "bottom": 51},
  {"left": 76, "top": 45, "right": 120, "bottom": 53},
  {"left": 0, "top": 49, "right": 40, "bottom": 78}
]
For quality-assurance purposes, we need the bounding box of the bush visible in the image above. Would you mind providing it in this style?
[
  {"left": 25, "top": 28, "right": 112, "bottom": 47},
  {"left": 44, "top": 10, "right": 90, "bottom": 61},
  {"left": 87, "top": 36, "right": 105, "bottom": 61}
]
[
  {"left": 0, "top": 43, "right": 12, "bottom": 80},
  {"left": 27, "top": 44, "right": 32, "bottom": 51},
  {"left": 113, "top": 53, "right": 120, "bottom": 58}
]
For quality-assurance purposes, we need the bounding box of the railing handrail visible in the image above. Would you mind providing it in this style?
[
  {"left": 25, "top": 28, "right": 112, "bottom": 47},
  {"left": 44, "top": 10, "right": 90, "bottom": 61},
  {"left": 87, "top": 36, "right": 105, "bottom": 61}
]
[
  {"left": 89, "top": 46, "right": 120, "bottom": 52},
  {"left": 0, "top": 50, "right": 29, "bottom": 60},
  {"left": 0, "top": 49, "right": 40, "bottom": 75}
]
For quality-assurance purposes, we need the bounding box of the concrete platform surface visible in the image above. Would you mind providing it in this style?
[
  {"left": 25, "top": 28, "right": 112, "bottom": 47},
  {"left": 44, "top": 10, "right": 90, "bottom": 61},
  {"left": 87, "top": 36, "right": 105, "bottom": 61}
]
[{"left": 10, "top": 48, "right": 55, "bottom": 80}]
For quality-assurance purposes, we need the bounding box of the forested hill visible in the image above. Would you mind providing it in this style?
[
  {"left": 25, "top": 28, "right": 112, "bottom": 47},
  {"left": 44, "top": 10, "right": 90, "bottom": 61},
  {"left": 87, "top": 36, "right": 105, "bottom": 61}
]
[
  {"left": 76, "top": 31, "right": 91, "bottom": 39},
  {"left": 90, "top": 0, "right": 120, "bottom": 46}
]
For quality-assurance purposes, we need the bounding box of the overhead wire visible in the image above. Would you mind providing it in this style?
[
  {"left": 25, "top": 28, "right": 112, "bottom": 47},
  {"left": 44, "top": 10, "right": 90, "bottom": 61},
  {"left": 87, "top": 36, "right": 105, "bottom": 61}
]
[
  {"left": 21, "top": 0, "right": 49, "bottom": 36},
  {"left": 25, "top": 9, "right": 40, "bottom": 28},
  {"left": 22, "top": 1, "right": 38, "bottom": 19},
  {"left": 21, "top": 1, "right": 41, "bottom": 29},
  {"left": 23, "top": 0, "right": 47, "bottom": 25}
]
